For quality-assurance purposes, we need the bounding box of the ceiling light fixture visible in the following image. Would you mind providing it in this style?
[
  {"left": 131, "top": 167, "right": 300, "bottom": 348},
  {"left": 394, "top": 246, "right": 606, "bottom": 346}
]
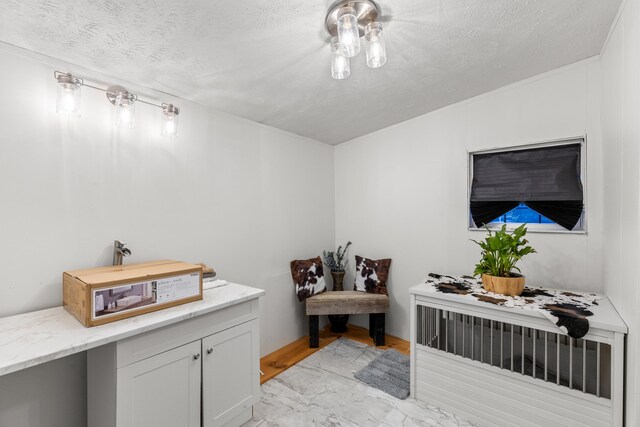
[
  {"left": 53, "top": 71, "right": 180, "bottom": 137},
  {"left": 325, "top": 0, "right": 386, "bottom": 79}
]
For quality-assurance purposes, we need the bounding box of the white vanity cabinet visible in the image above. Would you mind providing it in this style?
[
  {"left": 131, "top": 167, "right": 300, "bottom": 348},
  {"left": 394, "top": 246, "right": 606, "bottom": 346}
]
[{"left": 88, "top": 297, "right": 260, "bottom": 427}]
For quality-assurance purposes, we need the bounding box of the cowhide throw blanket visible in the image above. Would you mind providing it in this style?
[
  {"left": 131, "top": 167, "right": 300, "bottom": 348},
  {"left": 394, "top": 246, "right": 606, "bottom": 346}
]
[{"left": 425, "top": 273, "right": 600, "bottom": 339}]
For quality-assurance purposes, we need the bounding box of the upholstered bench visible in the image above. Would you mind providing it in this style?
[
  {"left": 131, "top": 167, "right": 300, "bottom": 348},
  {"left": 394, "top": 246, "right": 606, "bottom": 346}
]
[{"left": 305, "top": 291, "right": 389, "bottom": 348}]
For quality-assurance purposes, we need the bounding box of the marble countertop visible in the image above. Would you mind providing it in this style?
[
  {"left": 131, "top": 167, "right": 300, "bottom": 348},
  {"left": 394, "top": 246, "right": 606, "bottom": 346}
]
[
  {"left": 410, "top": 282, "right": 627, "bottom": 334},
  {"left": 0, "top": 282, "right": 265, "bottom": 377}
]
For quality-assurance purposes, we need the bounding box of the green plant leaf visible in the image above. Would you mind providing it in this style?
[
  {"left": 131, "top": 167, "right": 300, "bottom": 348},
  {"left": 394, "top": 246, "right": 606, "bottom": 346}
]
[{"left": 469, "top": 225, "right": 536, "bottom": 277}]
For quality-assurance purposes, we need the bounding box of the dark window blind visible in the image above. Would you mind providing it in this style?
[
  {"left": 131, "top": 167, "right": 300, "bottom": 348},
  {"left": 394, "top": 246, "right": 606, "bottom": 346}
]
[{"left": 470, "top": 143, "right": 584, "bottom": 230}]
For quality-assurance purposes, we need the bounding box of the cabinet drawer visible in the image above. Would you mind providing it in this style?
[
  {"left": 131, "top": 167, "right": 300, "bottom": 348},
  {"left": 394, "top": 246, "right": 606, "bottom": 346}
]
[{"left": 117, "top": 299, "right": 258, "bottom": 368}]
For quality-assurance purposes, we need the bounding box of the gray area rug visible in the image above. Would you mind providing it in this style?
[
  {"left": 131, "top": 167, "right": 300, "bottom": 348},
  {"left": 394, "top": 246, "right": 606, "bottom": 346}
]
[
  {"left": 354, "top": 349, "right": 410, "bottom": 399},
  {"left": 244, "top": 337, "right": 478, "bottom": 426}
]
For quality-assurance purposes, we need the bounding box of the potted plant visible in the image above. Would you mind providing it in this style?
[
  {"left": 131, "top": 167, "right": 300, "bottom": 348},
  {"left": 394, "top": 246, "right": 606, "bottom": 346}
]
[
  {"left": 323, "top": 241, "right": 352, "bottom": 292},
  {"left": 323, "top": 241, "right": 352, "bottom": 333},
  {"left": 472, "top": 224, "right": 536, "bottom": 296}
]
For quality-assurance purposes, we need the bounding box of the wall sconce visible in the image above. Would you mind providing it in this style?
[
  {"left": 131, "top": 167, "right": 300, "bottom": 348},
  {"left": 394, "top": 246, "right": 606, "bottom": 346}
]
[
  {"left": 54, "top": 71, "right": 180, "bottom": 137},
  {"left": 54, "top": 71, "right": 82, "bottom": 116},
  {"left": 161, "top": 104, "right": 180, "bottom": 137},
  {"left": 106, "top": 86, "right": 137, "bottom": 128},
  {"left": 115, "top": 94, "right": 136, "bottom": 128}
]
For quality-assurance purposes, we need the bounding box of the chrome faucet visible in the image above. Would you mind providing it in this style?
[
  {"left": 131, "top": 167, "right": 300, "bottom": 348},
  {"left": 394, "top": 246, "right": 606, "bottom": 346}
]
[{"left": 112, "top": 240, "right": 131, "bottom": 266}]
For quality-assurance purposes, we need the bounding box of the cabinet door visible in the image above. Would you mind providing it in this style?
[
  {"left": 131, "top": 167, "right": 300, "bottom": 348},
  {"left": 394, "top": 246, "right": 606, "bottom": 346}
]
[
  {"left": 116, "top": 340, "right": 201, "bottom": 427},
  {"left": 203, "top": 320, "right": 260, "bottom": 427}
]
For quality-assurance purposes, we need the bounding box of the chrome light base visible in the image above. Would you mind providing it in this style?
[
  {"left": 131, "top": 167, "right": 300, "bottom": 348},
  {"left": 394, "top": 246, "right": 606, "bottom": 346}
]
[
  {"left": 325, "top": 0, "right": 380, "bottom": 38},
  {"left": 162, "top": 103, "right": 180, "bottom": 116},
  {"left": 106, "top": 85, "right": 137, "bottom": 105},
  {"left": 54, "top": 71, "right": 83, "bottom": 89}
]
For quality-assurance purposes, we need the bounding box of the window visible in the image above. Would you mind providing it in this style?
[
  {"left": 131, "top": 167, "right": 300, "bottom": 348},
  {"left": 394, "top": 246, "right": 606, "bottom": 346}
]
[
  {"left": 490, "top": 204, "right": 555, "bottom": 225},
  {"left": 468, "top": 138, "right": 586, "bottom": 233}
]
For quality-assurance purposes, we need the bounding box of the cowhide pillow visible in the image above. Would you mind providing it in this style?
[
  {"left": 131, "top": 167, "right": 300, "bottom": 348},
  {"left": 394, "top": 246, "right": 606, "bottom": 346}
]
[
  {"left": 290, "top": 256, "right": 327, "bottom": 302},
  {"left": 354, "top": 255, "right": 391, "bottom": 295}
]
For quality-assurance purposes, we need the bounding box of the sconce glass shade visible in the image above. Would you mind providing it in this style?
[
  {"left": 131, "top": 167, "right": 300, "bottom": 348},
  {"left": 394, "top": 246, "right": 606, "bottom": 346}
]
[
  {"left": 114, "top": 92, "right": 136, "bottom": 128},
  {"left": 55, "top": 73, "right": 82, "bottom": 116},
  {"left": 365, "top": 22, "right": 386, "bottom": 68},
  {"left": 330, "top": 37, "right": 350, "bottom": 80},
  {"left": 161, "top": 104, "right": 180, "bottom": 137},
  {"left": 337, "top": 6, "right": 360, "bottom": 58}
]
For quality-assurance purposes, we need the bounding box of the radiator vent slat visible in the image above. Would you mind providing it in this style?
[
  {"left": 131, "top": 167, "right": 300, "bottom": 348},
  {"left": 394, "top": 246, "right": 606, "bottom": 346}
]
[
  {"left": 597, "top": 342, "right": 601, "bottom": 398},
  {"left": 582, "top": 339, "right": 587, "bottom": 393},
  {"left": 490, "top": 320, "right": 494, "bottom": 365},
  {"left": 557, "top": 333, "right": 561, "bottom": 386},
  {"left": 445, "top": 310, "right": 449, "bottom": 353},
  {"left": 500, "top": 322, "right": 504, "bottom": 369},
  {"left": 480, "top": 318, "right": 484, "bottom": 363},
  {"left": 415, "top": 305, "right": 611, "bottom": 399},
  {"left": 510, "top": 325, "right": 514, "bottom": 372},
  {"left": 521, "top": 326, "right": 525, "bottom": 375},
  {"left": 569, "top": 337, "right": 574, "bottom": 390}
]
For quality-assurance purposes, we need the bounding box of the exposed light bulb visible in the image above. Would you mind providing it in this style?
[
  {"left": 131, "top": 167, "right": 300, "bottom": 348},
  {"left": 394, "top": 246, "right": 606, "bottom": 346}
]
[
  {"left": 119, "top": 107, "right": 131, "bottom": 125},
  {"left": 365, "top": 22, "right": 386, "bottom": 68},
  {"left": 164, "top": 119, "right": 176, "bottom": 135},
  {"left": 114, "top": 93, "right": 135, "bottom": 128},
  {"left": 337, "top": 6, "right": 360, "bottom": 58},
  {"left": 61, "top": 90, "right": 76, "bottom": 112},
  {"left": 330, "top": 36, "right": 350, "bottom": 80}
]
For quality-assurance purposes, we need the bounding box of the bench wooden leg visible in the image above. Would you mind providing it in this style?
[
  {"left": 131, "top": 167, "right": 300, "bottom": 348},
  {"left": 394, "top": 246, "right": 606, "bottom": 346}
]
[
  {"left": 372, "top": 313, "right": 385, "bottom": 346},
  {"left": 369, "top": 313, "right": 374, "bottom": 338},
  {"left": 309, "top": 315, "right": 319, "bottom": 348}
]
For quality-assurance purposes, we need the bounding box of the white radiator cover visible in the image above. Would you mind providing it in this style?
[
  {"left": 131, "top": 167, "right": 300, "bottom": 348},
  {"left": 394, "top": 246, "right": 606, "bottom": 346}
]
[{"left": 409, "top": 283, "right": 627, "bottom": 427}]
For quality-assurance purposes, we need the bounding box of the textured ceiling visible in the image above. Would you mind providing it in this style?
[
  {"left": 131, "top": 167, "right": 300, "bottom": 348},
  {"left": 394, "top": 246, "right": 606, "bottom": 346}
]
[{"left": 0, "top": 0, "right": 621, "bottom": 144}]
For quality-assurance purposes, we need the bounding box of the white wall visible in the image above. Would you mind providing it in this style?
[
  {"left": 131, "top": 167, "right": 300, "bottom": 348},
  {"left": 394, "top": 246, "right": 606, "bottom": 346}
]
[
  {"left": 335, "top": 58, "right": 604, "bottom": 341},
  {"left": 0, "top": 44, "right": 334, "bottom": 427},
  {"left": 601, "top": 0, "right": 640, "bottom": 424}
]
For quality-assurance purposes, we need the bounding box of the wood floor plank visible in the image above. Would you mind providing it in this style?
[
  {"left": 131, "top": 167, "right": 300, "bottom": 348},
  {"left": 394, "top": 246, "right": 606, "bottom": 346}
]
[{"left": 260, "top": 323, "right": 409, "bottom": 384}]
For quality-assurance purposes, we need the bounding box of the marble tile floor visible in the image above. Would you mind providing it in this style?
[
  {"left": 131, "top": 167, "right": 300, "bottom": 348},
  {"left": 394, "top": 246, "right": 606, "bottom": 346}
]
[{"left": 243, "top": 338, "right": 478, "bottom": 427}]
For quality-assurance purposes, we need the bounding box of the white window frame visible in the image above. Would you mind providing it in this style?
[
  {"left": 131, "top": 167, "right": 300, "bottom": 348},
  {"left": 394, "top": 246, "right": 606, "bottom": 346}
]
[{"left": 467, "top": 136, "right": 587, "bottom": 234}]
